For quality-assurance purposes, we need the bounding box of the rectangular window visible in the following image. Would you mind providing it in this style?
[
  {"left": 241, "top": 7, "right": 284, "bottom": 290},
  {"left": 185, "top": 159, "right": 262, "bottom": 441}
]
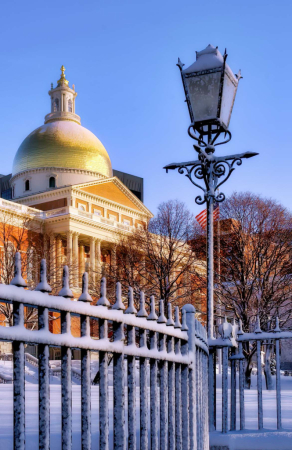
[{"left": 93, "top": 209, "right": 101, "bottom": 216}]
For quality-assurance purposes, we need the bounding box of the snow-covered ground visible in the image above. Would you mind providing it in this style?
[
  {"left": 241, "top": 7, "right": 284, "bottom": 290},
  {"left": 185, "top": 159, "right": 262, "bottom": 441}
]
[
  {"left": 0, "top": 358, "right": 101, "bottom": 385},
  {"left": 1, "top": 358, "right": 292, "bottom": 449},
  {"left": 1, "top": 383, "right": 292, "bottom": 450}
]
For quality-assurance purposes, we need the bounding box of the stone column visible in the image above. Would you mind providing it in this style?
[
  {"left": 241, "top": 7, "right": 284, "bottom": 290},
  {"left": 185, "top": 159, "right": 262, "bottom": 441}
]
[
  {"left": 33, "top": 249, "right": 38, "bottom": 285},
  {"left": 90, "top": 237, "right": 96, "bottom": 284},
  {"left": 111, "top": 244, "right": 117, "bottom": 279},
  {"left": 56, "top": 237, "right": 62, "bottom": 285},
  {"left": 43, "top": 235, "right": 48, "bottom": 258},
  {"left": 72, "top": 232, "right": 79, "bottom": 288},
  {"left": 50, "top": 234, "right": 56, "bottom": 284},
  {"left": 79, "top": 245, "right": 85, "bottom": 281},
  {"left": 67, "top": 231, "right": 73, "bottom": 266},
  {"left": 95, "top": 239, "right": 101, "bottom": 276}
]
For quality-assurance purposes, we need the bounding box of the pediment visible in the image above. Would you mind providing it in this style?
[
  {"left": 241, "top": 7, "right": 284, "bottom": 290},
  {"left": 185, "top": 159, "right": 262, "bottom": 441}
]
[{"left": 75, "top": 178, "right": 152, "bottom": 216}]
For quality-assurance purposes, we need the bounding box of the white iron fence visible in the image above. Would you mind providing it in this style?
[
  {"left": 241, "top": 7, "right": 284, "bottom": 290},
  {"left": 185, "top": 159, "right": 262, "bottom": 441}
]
[
  {"left": 209, "top": 317, "right": 292, "bottom": 434},
  {"left": 0, "top": 253, "right": 209, "bottom": 450}
]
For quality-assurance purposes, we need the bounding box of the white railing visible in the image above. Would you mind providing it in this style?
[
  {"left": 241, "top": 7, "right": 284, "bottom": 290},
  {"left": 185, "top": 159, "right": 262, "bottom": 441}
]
[
  {"left": 43, "top": 207, "right": 68, "bottom": 218},
  {"left": 0, "top": 198, "right": 42, "bottom": 218},
  {"left": 0, "top": 254, "right": 209, "bottom": 450},
  {"left": 0, "top": 199, "right": 137, "bottom": 233}
]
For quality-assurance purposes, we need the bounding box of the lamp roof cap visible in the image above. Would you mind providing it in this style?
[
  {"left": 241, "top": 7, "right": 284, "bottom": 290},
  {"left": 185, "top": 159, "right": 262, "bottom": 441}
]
[{"left": 183, "top": 44, "right": 224, "bottom": 74}]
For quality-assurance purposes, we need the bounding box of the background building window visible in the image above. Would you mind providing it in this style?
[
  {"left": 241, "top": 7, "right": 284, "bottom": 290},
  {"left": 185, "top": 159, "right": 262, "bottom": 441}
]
[
  {"left": 53, "top": 98, "right": 59, "bottom": 112},
  {"left": 78, "top": 204, "right": 85, "bottom": 211},
  {"left": 49, "top": 176, "right": 56, "bottom": 188},
  {"left": 68, "top": 99, "right": 73, "bottom": 112},
  {"left": 93, "top": 209, "right": 101, "bottom": 216},
  {"left": 25, "top": 180, "right": 30, "bottom": 191}
]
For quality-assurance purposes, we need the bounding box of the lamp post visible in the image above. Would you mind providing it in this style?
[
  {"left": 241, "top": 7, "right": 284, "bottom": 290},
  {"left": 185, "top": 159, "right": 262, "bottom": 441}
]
[{"left": 164, "top": 44, "right": 258, "bottom": 339}]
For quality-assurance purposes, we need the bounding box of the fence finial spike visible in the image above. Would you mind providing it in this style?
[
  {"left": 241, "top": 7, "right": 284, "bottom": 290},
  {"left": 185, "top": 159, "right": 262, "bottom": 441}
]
[
  {"left": 274, "top": 316, "right": 281, "bottom": 333},
  {"left": 166, "top": 303, "right": 175, "bottom": 326},
  {"left": 137, "top": 291, "right": 147, "bottom": 317},
  {"left": 174, "top": 306, "right": 182, "bottom": 328},
  {"left": 112, "top": 281, "right": 125, "bottom": 310},
  {"left": 97, "top": 277, "right": 110, "bottom": 307},
  {"left": 237, "top": 319, "right": 244, "bottom": 335},
  {"left": 218, "top": 317, "right": 233, "bottom": 340},
  {"left": 35, "top": 259, "right": 51, "bottom": 293},
  {"left": 157, "top": 299, "right": 167, "bottom": 323},
  {"left": 10, "top": 252, "right": 27, "bottom": 288},
  {"left": 78, "top": 272, "right": 93, "bottom": 302},
  {"left": 58, "top": 266, "right": 73, "bottom": 298},
  {"left": 125, "top": 286, "right": 137, "bottom": 314},
  {"left": 147, "top": 295, "right": 158, "bottom": 320},
  {"left": 255, "top": 315, "right": 262, "bottom": 334},
  {"left": 181, "top": 308, "right": 188, "bottom": 331}
]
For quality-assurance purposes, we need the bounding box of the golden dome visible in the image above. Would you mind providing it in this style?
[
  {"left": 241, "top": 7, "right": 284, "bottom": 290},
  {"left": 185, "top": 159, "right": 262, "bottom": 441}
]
[{"left": 12, "top": 121, "right": 112, "bottom": 177}]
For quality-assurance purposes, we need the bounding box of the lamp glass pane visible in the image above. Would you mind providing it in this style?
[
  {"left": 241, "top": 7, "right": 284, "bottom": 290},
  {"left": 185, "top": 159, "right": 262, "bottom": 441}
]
[
  {"left": 220, "top": 72, "right": 237, "bottom": 129},
  {"left": 185, "top": 71, "right": 221, "bottom": 123}
]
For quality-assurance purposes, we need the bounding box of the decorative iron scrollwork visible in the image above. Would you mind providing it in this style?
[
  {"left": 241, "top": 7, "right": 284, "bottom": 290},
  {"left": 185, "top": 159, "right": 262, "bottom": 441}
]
[{"left": 164, "top": 146, "right": 258, "bottom": 205}]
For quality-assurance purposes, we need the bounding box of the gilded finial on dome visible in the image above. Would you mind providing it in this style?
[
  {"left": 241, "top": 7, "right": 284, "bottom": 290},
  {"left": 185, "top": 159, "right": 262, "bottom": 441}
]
[{"left": 57, "top": 65, "right": 69, "bottom": 87}]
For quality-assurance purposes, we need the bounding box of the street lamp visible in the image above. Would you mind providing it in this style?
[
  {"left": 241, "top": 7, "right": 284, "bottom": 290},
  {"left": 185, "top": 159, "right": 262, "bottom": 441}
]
[{"left": 164, "top": 44, "right": 258, "bottom": 339}]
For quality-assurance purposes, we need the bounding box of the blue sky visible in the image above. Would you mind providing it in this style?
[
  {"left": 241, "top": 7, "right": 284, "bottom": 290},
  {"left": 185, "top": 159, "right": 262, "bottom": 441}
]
[{"left": 0, "top": 0, "right": 291, "bottom": 216}]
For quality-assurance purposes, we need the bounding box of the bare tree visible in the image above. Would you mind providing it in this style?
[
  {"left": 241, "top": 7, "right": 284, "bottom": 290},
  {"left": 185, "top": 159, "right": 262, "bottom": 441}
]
[
  {"left": 193, "top": 192, "right": 292, "bottom": 388},
  {"left": 96, "top": 200, "right": 205, "bottom": 314},
  {"left": 0, "top": 209, "right": 43, "bottom": 327}
]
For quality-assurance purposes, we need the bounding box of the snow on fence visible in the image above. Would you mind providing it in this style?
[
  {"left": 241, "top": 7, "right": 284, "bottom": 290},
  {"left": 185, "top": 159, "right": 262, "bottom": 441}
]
[
  {"left": 209, "top": 316, "right": 292, "bottom": 434},
  {"left": 0, "top": 253, "right": 209, "bottom": 450}
]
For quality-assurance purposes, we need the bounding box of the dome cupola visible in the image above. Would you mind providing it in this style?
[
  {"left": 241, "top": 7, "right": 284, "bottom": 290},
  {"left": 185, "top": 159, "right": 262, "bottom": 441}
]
[
  {"left": 11, "top": 67, "right": 112, "bottom": 199},
  {"left": 45, "top": 65, "right": 81, "bottom": 125}
]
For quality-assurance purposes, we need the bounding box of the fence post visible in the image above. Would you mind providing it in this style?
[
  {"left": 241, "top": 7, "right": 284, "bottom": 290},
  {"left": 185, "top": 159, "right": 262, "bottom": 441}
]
[
  {"left": 125, "top": 287, "right": 137, "bottom": 450},
  {"left": 148, "top": 296, "right": 158, "bottom": 450},
  {"left": 112, "top": 282, "right": 126, "bottom": 450},
  {"left": 13, "top": 302, "right": 25, "bottom": 450},
  {"left": 158, "top": 299, "right": 168, "bottom": 450},
  {"left": 230, "top": 348, "right": 236, "bottom": 431},
  {"left": 237, "top": 321, "right": 245, "bottom": 430},
  {"left": 208, "top": 350, "right": 216, "bottom": 432},
  {"left": 174, "top": 306, "right": 182, "bottom": 450},
  {"left": 182, "top": 304, "right": 197, "bottom": 450},
  {"left": 79, "top": 273, "right": 93, "bottom": 450},
  {"left": 38, "top": 306, "right": 50, "bottom": 450},
  {"left": 59, "top": 266, "right": 74, "bottom": 450}
]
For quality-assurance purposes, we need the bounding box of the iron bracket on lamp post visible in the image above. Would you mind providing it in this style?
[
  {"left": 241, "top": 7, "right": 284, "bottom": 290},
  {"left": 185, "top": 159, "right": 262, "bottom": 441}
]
[{"left": 164, "top": 144, "right": 258, "bottom": 339}]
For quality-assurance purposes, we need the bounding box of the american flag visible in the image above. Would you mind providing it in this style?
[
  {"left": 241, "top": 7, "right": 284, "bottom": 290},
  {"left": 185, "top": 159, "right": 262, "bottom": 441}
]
[{"left": 195, "top": 203, "right": 220, "bottom": 230}]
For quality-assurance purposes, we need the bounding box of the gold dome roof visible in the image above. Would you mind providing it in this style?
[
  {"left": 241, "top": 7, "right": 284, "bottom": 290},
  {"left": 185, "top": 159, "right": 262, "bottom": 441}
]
[{"left": 12, "top": 120, "right": 112, "bottom": 177}]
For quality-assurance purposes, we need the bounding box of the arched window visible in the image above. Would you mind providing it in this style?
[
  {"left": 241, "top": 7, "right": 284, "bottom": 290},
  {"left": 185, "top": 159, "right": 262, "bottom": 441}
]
[
  {"left": 25, "top": 180, "right": 30, "bottom": 191},
  {"left": 78, "top": 204, "right": 85, "bottom": 211},
  {"left": 68, "top": 99, "right": 73, "bottom": 112},
  {"left": 49, "top": 176, "right": 56, "bottom": 188},
  {"left": 53, "top": 98, "right": 59, "bottom": 112}
]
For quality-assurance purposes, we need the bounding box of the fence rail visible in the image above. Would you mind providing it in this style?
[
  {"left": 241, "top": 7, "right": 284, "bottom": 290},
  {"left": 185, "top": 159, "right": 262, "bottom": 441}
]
[{"left": 0, "top": 253, "right": 209, "bottom": 450}]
